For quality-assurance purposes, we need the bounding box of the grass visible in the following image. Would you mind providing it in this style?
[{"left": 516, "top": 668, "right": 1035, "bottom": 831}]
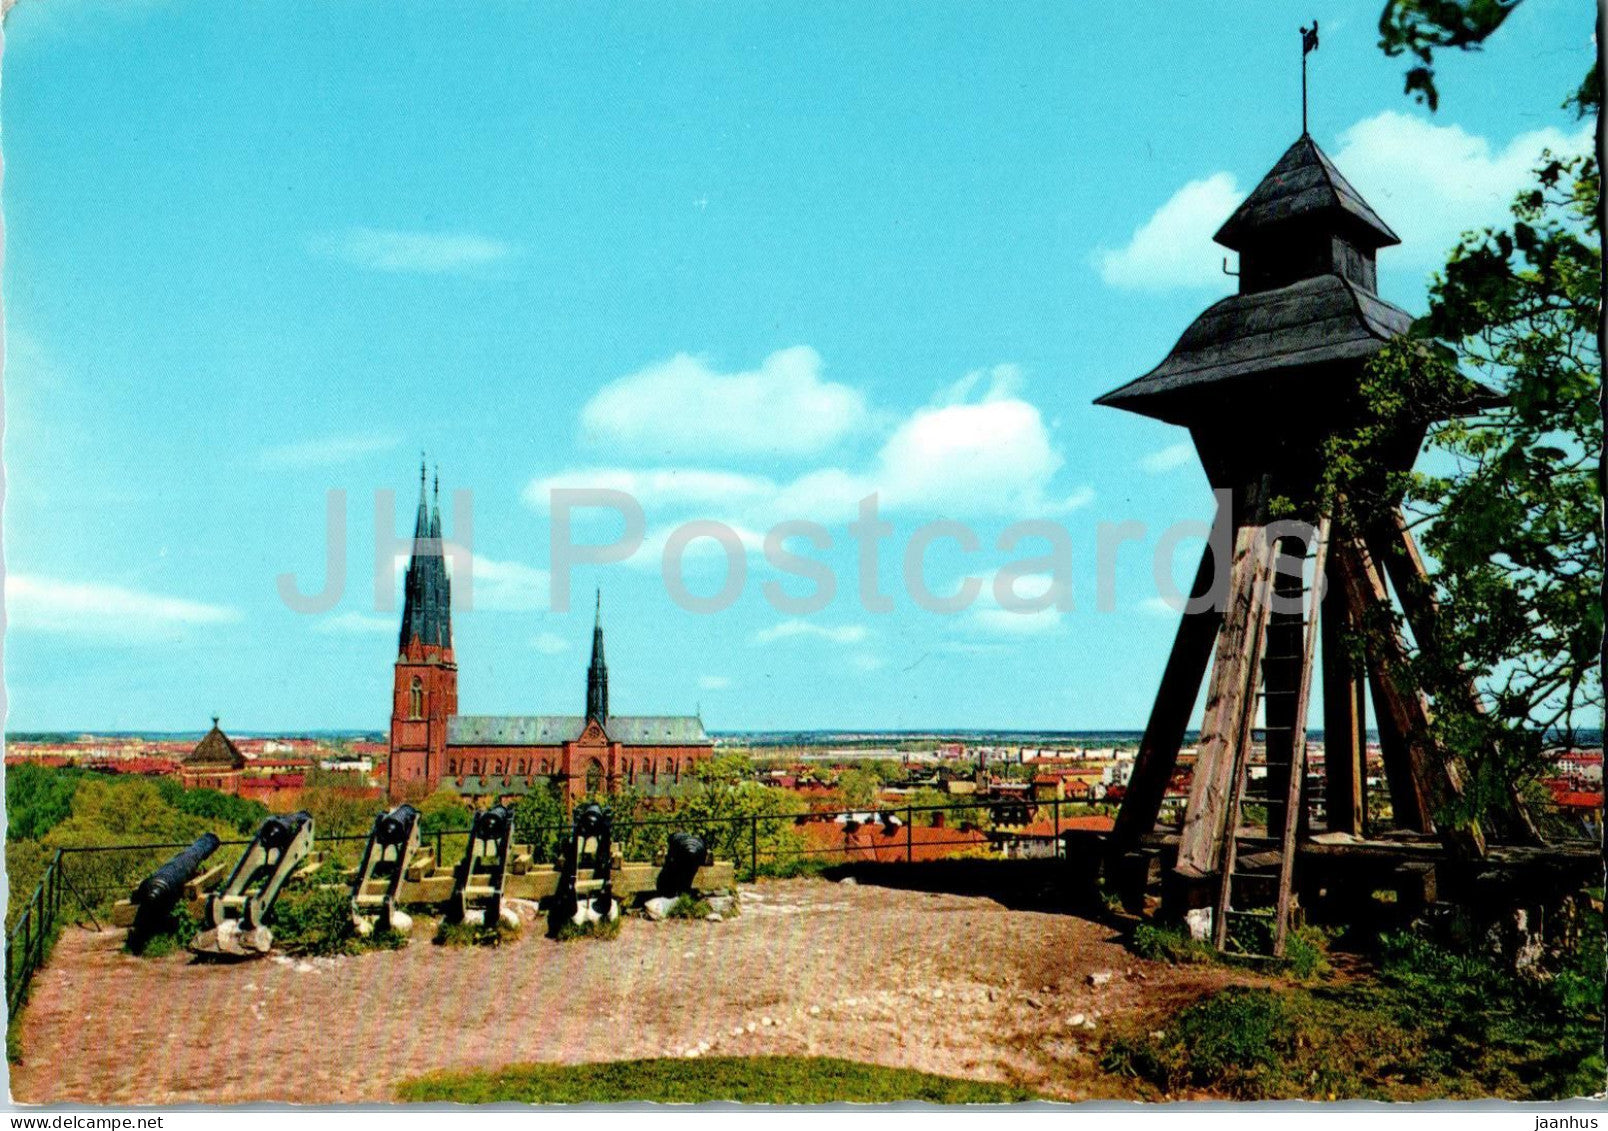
[
  {"left": 1102, "top": 910, "right": 1606, "bottom": 1101},
  {"left": 435, "top": 917, "right": 520, "bottom": 947},
  {"left": 550, "top": 913, "right": 621, "bottom": 942},
  {"left": 1128, "top": 919, "right": 1332, "bottom": 980},
  {"left": 397, "top": 1055, "right": 1047, "bottom": 1104},
  {"left": 665, "top": 893, "right": 712, "bottom": 920}
]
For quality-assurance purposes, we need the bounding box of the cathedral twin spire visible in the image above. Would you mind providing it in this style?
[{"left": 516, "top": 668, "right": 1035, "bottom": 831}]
[
  {"left": 398, "top": 462, "right": 610, "bottom": 722},
  {"left": 398, "top": 458, "right": 453, "bottom": 656}
]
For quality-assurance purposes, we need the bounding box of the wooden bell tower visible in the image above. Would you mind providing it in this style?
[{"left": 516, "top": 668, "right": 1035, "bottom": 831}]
[{"left": 1094, "top": 132, "right": 1525, "bottom": 955}]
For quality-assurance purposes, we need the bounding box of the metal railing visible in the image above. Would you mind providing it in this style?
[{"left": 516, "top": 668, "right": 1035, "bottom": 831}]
[
  {"left": 51, "top": 795, "right": 1109, "bottom": 891},
  {"left": 7, "top": 849, "right": 67, "bottom": 1015},
  {"left": 6, "top": 797, "right": 1109, "bottom": 1009}
]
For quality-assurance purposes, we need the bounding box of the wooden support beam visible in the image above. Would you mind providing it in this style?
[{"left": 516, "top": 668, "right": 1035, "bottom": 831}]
[
  {"left": 1331, "top": 533, "right": 1486, "bottom": 857},
  {"left": 1108, "top": 524, "right": 1227, "bottom": 867},
  {"left": 1369, "top": 663, "right": 1432, "bottom": 831},
  {"left": 1178, "top": 516, "right": 1279, "bottom": 878},
  {"left": 1368, "top": 513, "right": 1542, "bottom": 844},
  {"left": 1321, "top": 569, "right": 1368, "bottom": 836}
]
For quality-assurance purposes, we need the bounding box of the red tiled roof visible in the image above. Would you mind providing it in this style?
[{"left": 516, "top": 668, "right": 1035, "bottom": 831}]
[
  {"left": 994, "top": 814, "right": 1114, "bottom": 840},
  {"left": 798, "top": 819, "right": 991, "bottom": 863},
  {"left": 1553, "top": 790, "right": 1603, "bottom": 811}
]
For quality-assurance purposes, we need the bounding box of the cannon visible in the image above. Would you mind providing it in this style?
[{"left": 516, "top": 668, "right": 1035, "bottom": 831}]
[
  {"left": 446, "top": 804, "right": 515, "bottom": 929},
  {"left": 655, "top": 832, "right": 707, "bottom": 898},
  {"left": 191, "top": 810, "right": 315, "bottom": 958},
  {"left": 549, "top": 802, "right": 619, "bottom": 934},
  {"left": 129, "top": 833, "right": 221, "bottom": 940},
  {"left": 350, "top": 803, "right": 421, "bottom": 937}
]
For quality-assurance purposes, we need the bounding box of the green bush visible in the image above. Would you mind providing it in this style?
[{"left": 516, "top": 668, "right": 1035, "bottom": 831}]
[
  {"left": 125, "top": 904, "right": 199, "bottom": 958},
  {"left": 268, "top": 885, "right": 358, "bottom": 957},
  {"left": 1103, "top": 914, "right": 1607, "bottom": 1101},
  {"left": 1130, "top": 922, "right": 1214, "bottom": 965},
  {"left": 665, "top": 893, "right": 711, "bottom": 920},
  {"left": 1283, "top": 926, "right": 1333, "bottom": 981},
  {"left": 1102, "top": 986, "right": 1296, "bottom": 1099}
]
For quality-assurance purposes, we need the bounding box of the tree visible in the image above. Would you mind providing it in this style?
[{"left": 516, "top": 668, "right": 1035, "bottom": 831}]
[
  {"left": 836, "top": 768, "right": 881, "bottom": 809},
  {"left": 1377, "top": 0, "right": 1599, "bottom": 115},
  {"left": 510, "top": 781, "right": 568, "bottom": 863},
  {"left": 1329, "top": 87, "right": 1601, "bottom": 829},
  {"left": 5, "top": 762, "right": 82, "bottom": 842}
]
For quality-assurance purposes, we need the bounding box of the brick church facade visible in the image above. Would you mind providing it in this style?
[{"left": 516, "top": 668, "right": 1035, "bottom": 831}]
[{"left": 386, "top": 466, "right": 713, "bottom": 802}]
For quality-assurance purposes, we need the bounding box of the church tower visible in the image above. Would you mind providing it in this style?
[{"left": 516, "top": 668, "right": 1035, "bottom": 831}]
[
  {"left": 387, "top": 462, "right": 458, "bottom": 798},
  {"left": 585, "top": 590, "right": 608, "bottom": 725}
]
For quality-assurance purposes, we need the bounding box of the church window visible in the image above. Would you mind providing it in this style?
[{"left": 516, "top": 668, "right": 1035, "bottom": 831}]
[
  {"left": 585, "top": 759, "right": 604, "bottom": 795},
  {"left": 408, "top": 677, "right": 423, "bottom": 720}
]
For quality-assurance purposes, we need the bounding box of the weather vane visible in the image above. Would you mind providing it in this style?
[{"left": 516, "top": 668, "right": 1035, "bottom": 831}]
[{"left": 1301, "top": 20, "right": 1320, "bottom": 135}]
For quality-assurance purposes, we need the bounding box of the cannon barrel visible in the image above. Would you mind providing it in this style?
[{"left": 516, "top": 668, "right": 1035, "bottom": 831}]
[
  {"left": 132, "top": 833, "right": 221, "bottom": 915},
  {"left": 375, "top": 804, "right": 420, "bottom": 847},
  {"left": 573, "top": 802, "right": 609, "bottom": 840},
  {"left": 258, "top": 810, "right": 313, "bottom": 851},
  {"left": 656, "top": 831, "right": 706, "bottom": 897},
  {"left": 473, "top": 804, "right": 511, "bottom": 842}
]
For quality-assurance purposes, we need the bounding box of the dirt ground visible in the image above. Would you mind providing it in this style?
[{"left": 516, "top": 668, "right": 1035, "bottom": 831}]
[{"left": 8, "top": 878, "right": 1256, "bottom": 1104}]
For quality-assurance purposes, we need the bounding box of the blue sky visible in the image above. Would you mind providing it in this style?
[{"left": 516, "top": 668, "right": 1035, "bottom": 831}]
[{"left": 1, "top": 0, "right": 1595, "bottom": 732}]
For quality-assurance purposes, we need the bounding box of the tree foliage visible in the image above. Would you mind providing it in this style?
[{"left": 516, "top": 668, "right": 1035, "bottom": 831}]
[
  {"left": 1326, "top": 143, "right": 1601, "bottom": 825},
  {"left": 1378, "top": 0, "right": 1599, "bottom": 116},
  {"left": 1378, "top": 0, "right": 1523, "bottom": 110}
]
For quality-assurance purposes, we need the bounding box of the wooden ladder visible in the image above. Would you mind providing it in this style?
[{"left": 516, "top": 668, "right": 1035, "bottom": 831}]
[{"left": 1213, "top": 515, "right": 1331, "bottom": 958}]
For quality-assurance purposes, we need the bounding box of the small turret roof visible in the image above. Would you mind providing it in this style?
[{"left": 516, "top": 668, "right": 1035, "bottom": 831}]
[
  {"left": 1214, "top": 134, "right": 1399, "bottom": 251},
  {"left": 186, "top": 718, "right": 245, "bottom": 769}
]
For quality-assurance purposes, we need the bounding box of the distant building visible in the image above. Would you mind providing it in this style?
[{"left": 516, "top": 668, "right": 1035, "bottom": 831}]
[
  {"left": 180, "top": 717, "right": 246, "bottom": 793},
  {"left": 386, "top": 465, "right": 713, "bottom": 802}
]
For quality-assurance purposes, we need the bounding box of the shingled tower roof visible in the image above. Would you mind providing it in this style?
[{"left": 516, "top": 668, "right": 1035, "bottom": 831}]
[
  {"left": 1095, "top": 133, "right": 1418, "bottom": 427},
  {"left": 186, "top": 717, "right": 245, "bottom": 769},
  {"left": 399, "top": 461, "right": 453, "bottom": 655},
  {"left": 1214, "top": 133, "right": 1398, "bottom": 251}
]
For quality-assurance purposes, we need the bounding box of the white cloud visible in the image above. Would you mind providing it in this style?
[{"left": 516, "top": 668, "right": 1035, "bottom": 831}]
[
  {"left": 524, "top": 467, "right": 775, "bottom": 513},
  {"left": 1332, "top": 111, "right": 1597, "bottom": 266},
  {"left": 753, "top": 620, "right": 869, "bottom": 646},
  {"left": 1094, "top": 173, "right": 1245, "bottom": 291},
  {"left": 461, "top": 555, "right": 550, "bottom": 612},
  {"left": 1139, "top": 595, "right": 1182, "bottom": 617},
  {"left": 1140, "top": 441, "right": 1195, "bottom": 475},
  {"left": 580, "top": 346, "right": 868, "bottom": 458},
  {"left": 966, "top": 570, "right": 1069, "bottom": 636},
  {"left": 531, "top": 364, "right": 1092, "bottom": 530},
  {"left": 848, "top": 653, "right": 886, "bottom": 673},
  {"left": 309, "top": 227, "right": 515, "bottom": 274},
  {"left": 531, "top": 631, "right": 570, "bottom": 654},
  {"left": 311, "top": 611, "right": 394, "bottom": 635},
  {"left": 259, "top": 432, "right": 401, "bottom": 469},
  {"left": 698, "top": 674, "right": 732, "bottom": 691},
  {"left": 7, "top": 574, "right": 240, "bottom": 641},
  {"left": 871, "top": 373, "right": 1072, "bottom": 515}
]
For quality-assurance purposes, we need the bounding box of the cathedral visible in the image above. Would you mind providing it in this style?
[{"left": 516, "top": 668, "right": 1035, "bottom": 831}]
[{"left": 386, "top": 466, "right": 714, "bottom": 802}]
